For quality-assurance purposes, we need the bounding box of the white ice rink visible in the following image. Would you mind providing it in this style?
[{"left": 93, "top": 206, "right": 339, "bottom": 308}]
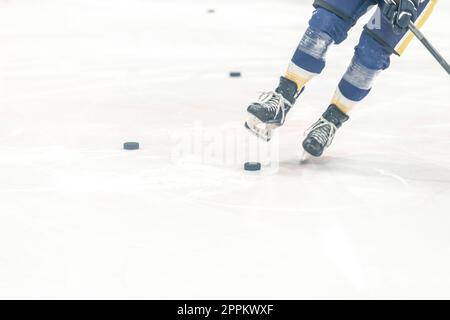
[{"left": 0, "top": 0, "right": 449, "bottom": 299}]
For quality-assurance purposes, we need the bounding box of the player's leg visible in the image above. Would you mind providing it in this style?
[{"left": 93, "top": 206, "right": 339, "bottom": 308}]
[
  {"left": 245, "top": 0, "right": 377, "bottom": 141},
  {"left": 286, "top": 0, "right": 378, "bottom": 90},
  {"left": 302, "top": 0, "right": 437, "bottom": 158}
]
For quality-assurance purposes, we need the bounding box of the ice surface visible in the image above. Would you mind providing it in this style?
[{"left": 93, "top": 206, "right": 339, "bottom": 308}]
[{"left": 0, "top": 0, "right": 449, "bottom": 299}]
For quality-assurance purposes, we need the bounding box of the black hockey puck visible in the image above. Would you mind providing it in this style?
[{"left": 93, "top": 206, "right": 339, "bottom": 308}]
[
  {"left": 229, "top": 72, "right": 241, "bottom": 78},
  {"left": 244, "top": 162, "right": 261, "bottom": 171},
  {"left": 124, "top": 142, "right": 139, "bottom": 150},
  {"left": 207, "top": 9, "right": 215, "bottom": 14}
]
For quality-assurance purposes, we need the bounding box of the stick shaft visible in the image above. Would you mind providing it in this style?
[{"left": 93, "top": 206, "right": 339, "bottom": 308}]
[{"left": 408, "top": 21, "right": 450, "bottom": 75}]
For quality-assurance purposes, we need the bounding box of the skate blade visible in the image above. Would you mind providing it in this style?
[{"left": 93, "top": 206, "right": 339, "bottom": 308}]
[
  {"left": 300, "top": 150, "right": 312, "bottom": 164},
  {"left": 245, "top": 115, "right": 278, "bottom": 142}
]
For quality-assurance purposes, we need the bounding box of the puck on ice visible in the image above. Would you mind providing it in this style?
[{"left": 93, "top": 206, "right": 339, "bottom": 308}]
[
  {"left": 229, "top": 72, "right": 241, "bottom": 78},
  {"left": 124, "top": 142, "right": 140, "bottom": 150},
  {"left": 207, "top": 9, "right": 215, "bottom": 14},
  {"left": 244, "top": 162, "right": 261, "bottom": 171}
]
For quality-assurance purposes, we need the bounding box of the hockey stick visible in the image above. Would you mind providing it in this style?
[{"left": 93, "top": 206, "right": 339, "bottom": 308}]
[
  {"left": 384, "top": 0, "right": 450, "bottom": 76},
  {"left": 407, "top": 21, "right": 450, "bottom": 75}
]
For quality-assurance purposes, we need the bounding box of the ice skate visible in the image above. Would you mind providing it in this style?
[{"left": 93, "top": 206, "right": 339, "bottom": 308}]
[
  {"left": 245, "top": 77, "right": 301, "bottom": 141},
  {"left": 301, "top": 104, "right": 349, "bottom": 159}
]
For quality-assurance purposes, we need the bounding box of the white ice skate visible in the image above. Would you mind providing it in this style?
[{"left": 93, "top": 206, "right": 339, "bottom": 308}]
[{"left": 244, "top": 77, "right": 299, "bottom": 142}]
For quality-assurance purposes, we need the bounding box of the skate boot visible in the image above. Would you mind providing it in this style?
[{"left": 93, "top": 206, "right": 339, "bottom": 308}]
[
  {"left": 245, "top": 77, "right": 302, "bottom": 141},
  {"left": 302, "top": 104, "right": 349, "bottom": 159}
]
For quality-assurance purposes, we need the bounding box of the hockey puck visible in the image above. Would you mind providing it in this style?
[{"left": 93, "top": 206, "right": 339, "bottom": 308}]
[
  {"left": 244, "top": 162, "right": 261, "bottom": 171},
  {"left": 207, "top": 9, "right": 215, "bottom": 14},
  {"left": 123, "top": 142, "right": 139, "bottom": 150},
  {"left": 229, "top": 72, "right": 241, "bottom": 78}
]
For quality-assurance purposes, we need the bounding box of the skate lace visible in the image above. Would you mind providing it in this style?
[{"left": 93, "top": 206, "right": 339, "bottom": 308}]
[
  {"left": 258, "top": 91, "right": 291, "bottom": 121},
  {"left": 305, "top": 117, "right": 337, "bottom": 147},
  {"left": 258, "top": 92, "right": 283, "bottom": 113}
]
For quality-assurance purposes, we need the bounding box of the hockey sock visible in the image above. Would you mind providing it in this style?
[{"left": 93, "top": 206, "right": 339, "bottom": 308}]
[
  {"left": 285, "top": 27, "right": 333, "bottom": 91},
  {"left": 331, "top": 31, "right": 390, "bottom": 114},
  {"left": 331, "top": 56, "right": 381, "bottom": 114}
]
